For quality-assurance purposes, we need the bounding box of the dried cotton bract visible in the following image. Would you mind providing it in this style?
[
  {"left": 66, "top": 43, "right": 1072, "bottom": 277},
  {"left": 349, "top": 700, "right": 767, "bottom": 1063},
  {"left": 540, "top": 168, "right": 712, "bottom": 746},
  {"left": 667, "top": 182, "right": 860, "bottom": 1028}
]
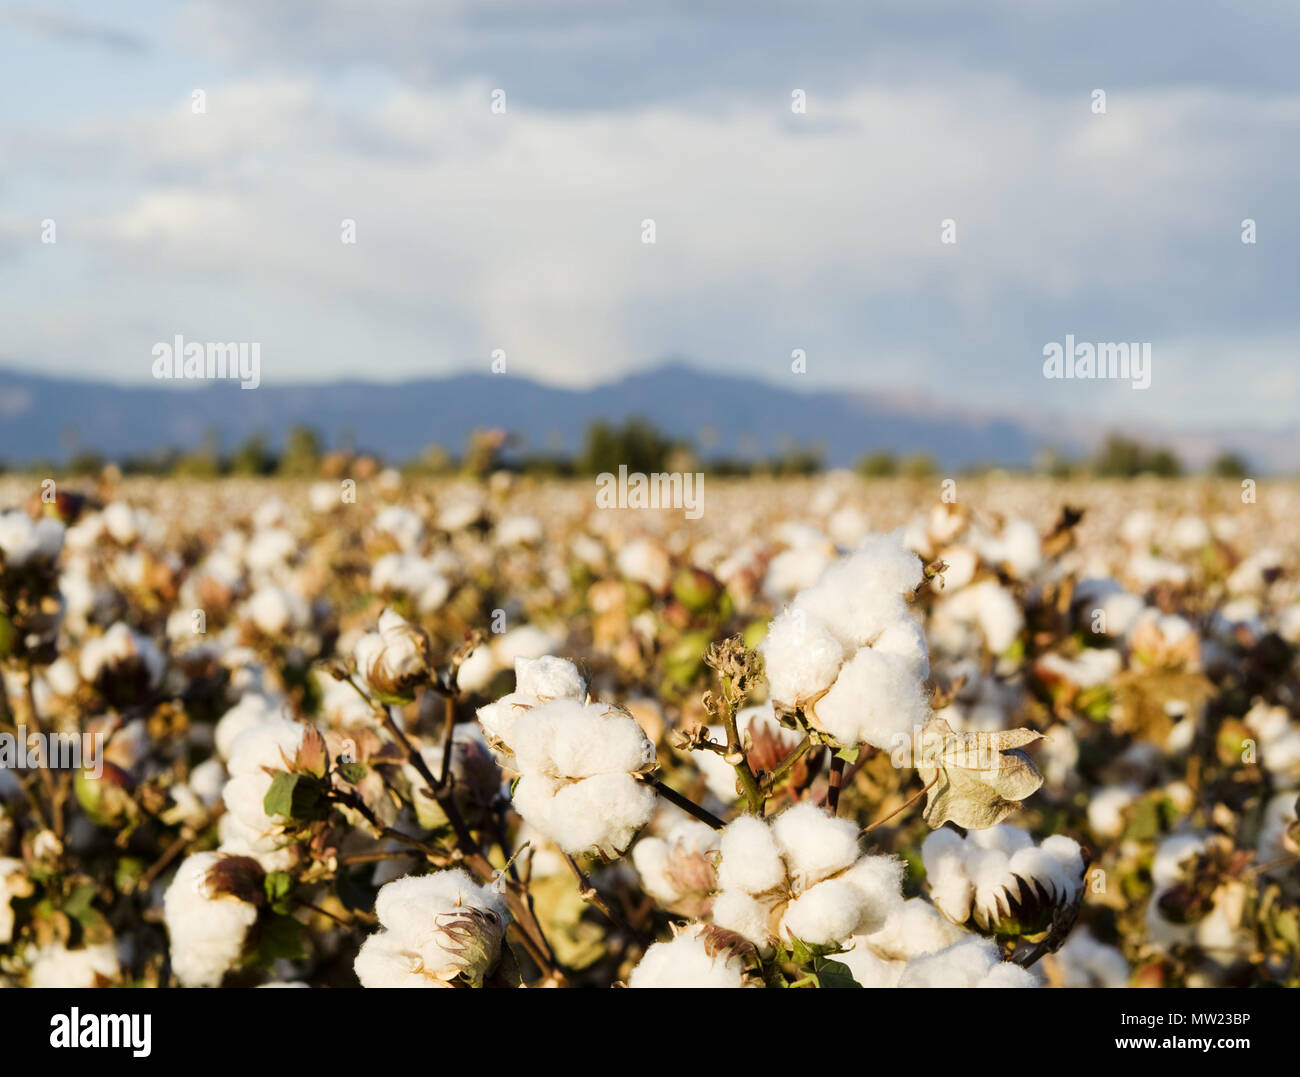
[
  {"left": 760, "top": 531, "right": 930, "bottom": 750},
  {"left": 354, "top": 870, "right": 509, "bottom": 988}
]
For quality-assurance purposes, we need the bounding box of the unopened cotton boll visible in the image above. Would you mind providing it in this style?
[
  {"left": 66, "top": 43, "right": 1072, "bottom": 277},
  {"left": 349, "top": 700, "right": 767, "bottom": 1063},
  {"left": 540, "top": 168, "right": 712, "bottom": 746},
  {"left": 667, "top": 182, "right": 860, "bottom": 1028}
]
[
  {"left": 627, "top": 924, "right": 752, "bottom": 988},
  {"left": 163, "top": 853, "right": 260, "bottom": 988}
]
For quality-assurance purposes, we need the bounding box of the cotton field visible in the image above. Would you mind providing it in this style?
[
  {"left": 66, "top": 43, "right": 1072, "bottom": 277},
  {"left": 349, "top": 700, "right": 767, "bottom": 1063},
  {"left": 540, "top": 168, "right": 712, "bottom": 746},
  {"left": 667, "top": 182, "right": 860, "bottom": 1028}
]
[{"left": 1, "top": 471, "right": 1297, "bottom": 989}]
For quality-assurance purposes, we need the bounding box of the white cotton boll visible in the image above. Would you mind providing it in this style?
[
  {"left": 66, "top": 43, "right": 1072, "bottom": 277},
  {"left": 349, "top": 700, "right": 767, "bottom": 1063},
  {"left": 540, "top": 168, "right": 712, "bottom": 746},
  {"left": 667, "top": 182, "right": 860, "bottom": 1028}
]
[
  {"left": 189, "top": 758, "right": 227, "bottom": 808},
  {"left": 374, "top": 505, "right": 425, "bottom": 551},
  {"left": 780, "top": 877, "right": 872, "bottom": 946},
  {"left": 1005, "top": 848, "right": 1070, "bottom": 905},
  {"left": 1120, "top": 509, "right": 1156, "bottom": 548},
  {"left": 1128, "top": 553, "right": 1190, "bottom": 590},
  {"left": 627, "top": 926, "right": 749, "bottom": 988},
  {"left": 827, "top": 507, "right": 869, "bottom": 548},
  {"left": 514, "top": 700, "right": 656, "bottom": 779},
  {"left": 215, "top": 693, "right": 284, "bottom": 760},
  {"left": 163, "top": 853, "right": 259, "bottom": 988},
  {"left": 515, "top": 772, "right": 654, "bottom": 856},
  {"left": 771, "top": 802, "right": 861, "bottom": 888},
  {"left": 759, "top": 607, "right": 845, "bottom": 705},
  {"left": 1151, "top": 833, "right": 1207, "bottom": 889},
  {"left": 999, "top": 519, "right": 1043, "bottom": 579},
  {"left": 840, "top": 855, "right": 905, "bottom": 934},
  {"left": 514, "top": 655, "right": 586, "bottom": 701},
  {"left": 928, "top": 866, "right": 974, "bottom": 924},
  {"left": 495, "top": 514, "right": 544, "bottom": 547},
  {"left": 616, "top": 539, "right": 671, "bottom": 591},
  {"left": 456, "top": 645, "right": 497, "bottom": 694},
  {"left": 864, "top": 898, "right": 965, "bottom": 961},
  {"left": 936, "top": 545, "right": 977, "bottom": 591},
  {"left": 836, "top": 945, "right": 905, "bottom": 988},
  {"left": 245, "top": 528, "right": 296, "bottom": 574},
  {"left": 29, "top": 941, "right": 119, "bottom": 988},
  {"left": 794, "top": 537, "right": 921, "bottom": 650},
  {"left": 227, "top": 718, "right": 307, "bottom": 779},
  {"left": 631, "top": 819, "right": 719, "bottom": 904},
  {"left": 1088, "top": 784, "right": 1139, "bottom": 838},
  {"left": 971, "top": 580, "right": 1023, "bottom": 654},
  {"left": 975, "top": 962, "right": 1039, "bottom": 988},
  {"left": 102, "top": 501, "right": 139, "bottom": 544},
  {"left": 1278, "top": 604, "right": 1300, "bottom": 645},
  {"left": 1170, "top": 515, "right": 1211, "bottom": 551},
  {"left": 475, "top": 691, "right": 533, "bottom": 752},
  {"left": 920, "top": 827, "right": 965, "bottom": 876},
  {"left": 717, "top": 815, "right": 787, "bottom": 894},
  {"left": 814, "top": 647, "right": 930, "bottom": 750},
  {"left": 1054, "top": 928, "right": 1130, "bottom": 987},
  {"left": 353, "top": 932, "right": 437, "bottom": 988},
  {"left": 711, "top": 888, "right": 777, "bottom": 949},
  {"left": 373, "top": 869, "right": 507, "bottom": 940},
  {"left": 493, "top": 624, "right": 560, "bottom": 667},
  {"left": 898, "top": 937, "right": 1000, "bottom": 988},
  {"left": 246, "top": 586, "right": 308, "bottom": 636},
  {"left": 1040, "top": 835, "right": 1085, "bottom": 885},
  {"left": 870, "top": 615, "right": 930, "bottom": 682},
  {"left": 969, "top": 824, "right": 1034, "bottom": 858},
  {"left": 763, "top": 546, "right": 834, "bottom": 602}
]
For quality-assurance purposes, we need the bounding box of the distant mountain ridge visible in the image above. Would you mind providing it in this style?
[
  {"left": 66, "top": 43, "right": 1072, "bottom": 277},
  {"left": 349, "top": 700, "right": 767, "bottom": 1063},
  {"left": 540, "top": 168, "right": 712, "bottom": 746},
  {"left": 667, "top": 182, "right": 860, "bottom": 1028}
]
[{"left": 0, "top": 362, "right": 1289, "bottom": 471}]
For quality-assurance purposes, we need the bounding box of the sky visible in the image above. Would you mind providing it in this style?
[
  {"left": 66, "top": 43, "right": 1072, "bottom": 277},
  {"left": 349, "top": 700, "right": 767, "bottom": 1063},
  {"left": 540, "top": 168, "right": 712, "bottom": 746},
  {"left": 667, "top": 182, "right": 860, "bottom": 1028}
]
[{"left": 1, "top": 0, "right": 1298, "bottom": 432}]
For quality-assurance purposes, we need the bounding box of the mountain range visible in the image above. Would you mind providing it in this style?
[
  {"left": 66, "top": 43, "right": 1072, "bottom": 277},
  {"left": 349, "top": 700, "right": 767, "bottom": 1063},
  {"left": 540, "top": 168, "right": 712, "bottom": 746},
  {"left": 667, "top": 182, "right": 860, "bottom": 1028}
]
[{"left": 0, "top": 363, "right": 1292, "bottom": 472}]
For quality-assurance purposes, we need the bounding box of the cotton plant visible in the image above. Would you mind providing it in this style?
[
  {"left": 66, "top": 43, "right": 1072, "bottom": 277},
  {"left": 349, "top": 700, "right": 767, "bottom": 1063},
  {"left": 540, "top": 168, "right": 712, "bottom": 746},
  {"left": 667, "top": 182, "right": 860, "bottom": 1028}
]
[{"left": 476, "top": 655, "right": 658, "bottom": 857}]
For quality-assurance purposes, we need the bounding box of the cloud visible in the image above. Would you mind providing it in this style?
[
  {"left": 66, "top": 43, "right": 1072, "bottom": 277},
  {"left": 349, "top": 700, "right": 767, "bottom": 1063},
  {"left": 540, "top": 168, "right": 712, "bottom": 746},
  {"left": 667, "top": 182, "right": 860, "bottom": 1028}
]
[{"left": 2, "top": 6, "right": 148, "bottom": 54}]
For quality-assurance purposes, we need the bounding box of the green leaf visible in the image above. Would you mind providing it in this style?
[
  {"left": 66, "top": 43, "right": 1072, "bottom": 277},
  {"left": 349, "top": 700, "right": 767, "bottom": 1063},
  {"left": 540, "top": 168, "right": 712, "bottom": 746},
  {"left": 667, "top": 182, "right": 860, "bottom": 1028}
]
[
  {"left": 812, "top": 956, "right": 862, "bottom": 988},
  {"left": 835, "top": 746, "right": 860, "bottom": 765},
  {"left": 258, "top": 914, "right": 308, "bottom": 963},
  {"left": 263, "top": 771, "right": 300, "bottom": 819},
  {"left": 263, "top": 871, "right": 293, "bottom": 914},
  {"left": 338, "top": 761, "right": 368, "bottom": 784}
]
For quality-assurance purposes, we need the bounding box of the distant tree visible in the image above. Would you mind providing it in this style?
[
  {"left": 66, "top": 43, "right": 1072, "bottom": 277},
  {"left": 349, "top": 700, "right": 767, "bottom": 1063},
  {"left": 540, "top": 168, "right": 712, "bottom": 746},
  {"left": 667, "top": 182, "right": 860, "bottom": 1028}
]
[
  {"left": 578, "top": 417, "right": 678, "bottom": 475},
  {"left": 229, "top": 434, "right": 276, "bottom": 476},
  {"left": 857, "top": 451, "right": 899, "bottom": 478},
  {"left": 901, "top": 453, "right": 938, "bottom": 479},
  {"left": 1092, "top": 434, "right": 1182, "bottom": 478},
  {"left": 279, "top": 426, "right": 323, "bottom": 476},
  {"left": 1210, "top": 451, "right": 1250, "bottom": 478}
]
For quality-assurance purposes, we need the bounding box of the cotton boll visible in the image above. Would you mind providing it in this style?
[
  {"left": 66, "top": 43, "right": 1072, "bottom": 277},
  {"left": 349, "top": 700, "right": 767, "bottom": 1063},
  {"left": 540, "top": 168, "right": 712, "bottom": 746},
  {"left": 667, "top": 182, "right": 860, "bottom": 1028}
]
[
  {"left": 862, "top": 899, "right": 965, "bottom": 961},
  {"left": 246, "top": 586, "right": 308, "bottom": 636},
  {"left": 215, "top": 692, "right": 284, "bottom": 760},
  {"left": 975, "top": 962, "right": 1039, "bottom": 988},
  {"left": 763, "top": 546, "right": 833, "bottom": 602},
  {"left": 1088, "top": 784, "right": 1139, "bottom": 839},
  {"left": 759, "top": 606, "right": 845, "bottom": 705},
  {"left": 456, "top": 645, "right": 497, "bottom": 694},
  {"left": 840, "top": 854, "right": 905, "bottom": 934},
  {"left": 968, "top": 824, "right": 1035, "bottom": 858},
  {"left": 616, "top": 539, "right": 671, "bottom": 592},
  {"left": 493, "top": 624, "right": 561, "bottom": 667},
  {"left": 512, "top": 699, "right": 655, "bottom": 779},
  {"left": 514, "top": 655, "right": 585, "bottom": 701},
  {"left": 716, "top": 815, "right": 787, "bottom": 894},
  {"left": 358, "top": 869, "right": 509, "bottom": 988},
  {"left": 898, "top": 937, "right": 1001, "bottom": 988},
  {"left": 163, "top": 853, "right": 259, "bottom": 988},
  {"left": 794, "top": 535, "right": 921, "bottom": 650},
  {"left": 871, "top": 615, "right": 930, "bottom": 682},
  {"left": 710, "top": 888, "right": 778, "bottom": 950},
  {"left": 780, "top": 877, "right": 873, "bottom": 946},
  {"left": 837, "top": 944, "right": 904, "bottom": 987},
  {"left": 354, "top": 932, "right": 438, "bottom": 988},
  {"left": 1040, "top": 835, "right": 1085, "bottom": 884},
  {"left": 813, "top": 647, "right": 930, "bottom": 750},
  {"left": 226, "top": 718, "right": 307, "bottom": 779},
  {"left": 1053, "top": 928, "right": 1130, "bottom": 988},
  {"left": 627, "top": 925, "right": 750, "bottom": 988},
  {"left": 475, "top": 691, "right": 534, "bottom": 753},
  {"left": 515, "top": 772, "right": 654, "bottom": 857},
  {"left": 771, "top": 802, "right": 861, "bottom": 888},
  {"left": 29, "top": 941, "right": 119, "bottom": 988}
]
